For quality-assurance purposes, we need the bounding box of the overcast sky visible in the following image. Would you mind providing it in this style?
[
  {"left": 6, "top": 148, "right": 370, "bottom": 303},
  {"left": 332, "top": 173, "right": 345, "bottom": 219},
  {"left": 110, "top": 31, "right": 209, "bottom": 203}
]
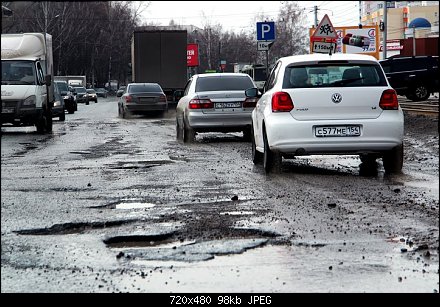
[{"left": 140, "top": 1, "right": 360, "bottom": 32}]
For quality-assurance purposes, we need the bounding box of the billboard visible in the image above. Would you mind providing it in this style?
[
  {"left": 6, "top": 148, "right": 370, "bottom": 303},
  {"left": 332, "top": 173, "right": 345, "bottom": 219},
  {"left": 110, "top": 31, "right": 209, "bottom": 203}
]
[
  {"left": 310, "top": 25, "right": 380, "bottom": 60},
  {"left": 187, "top": 43, "right": 199, "bottom": 67}
]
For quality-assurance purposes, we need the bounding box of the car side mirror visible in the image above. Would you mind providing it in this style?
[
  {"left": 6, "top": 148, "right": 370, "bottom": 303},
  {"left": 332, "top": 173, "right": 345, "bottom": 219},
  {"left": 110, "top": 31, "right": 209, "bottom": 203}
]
[
  {"left": 245, "top": 87, "right": 260, "bottom": 98},
  {"left": 116, "top": 91, "right": 123, "bottom": 97}
]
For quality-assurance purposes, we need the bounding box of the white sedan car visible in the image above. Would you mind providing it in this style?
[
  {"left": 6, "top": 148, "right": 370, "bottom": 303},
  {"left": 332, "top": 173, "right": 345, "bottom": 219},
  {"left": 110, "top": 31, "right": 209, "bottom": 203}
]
[{"left": 247, "top": 53, "right": 404, "bottom": 174}]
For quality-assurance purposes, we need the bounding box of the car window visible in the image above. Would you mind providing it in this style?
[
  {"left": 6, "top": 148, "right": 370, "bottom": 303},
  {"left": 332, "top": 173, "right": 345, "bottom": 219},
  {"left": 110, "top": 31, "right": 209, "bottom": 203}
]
[
  {"left": 195, "top": 76, "right": 254, "bottom": 92},
  {"left": 56, "top": 82, "right": 68, "bottom": 92},
  {"left": 183, "top": 79, "right": 192, "bottom": 96},
  {"left": 74, "top": 87, "right": 86, "bottom": 93},
  {"left": 128, "top": 84, "right": 162, "bottom": 93},
  {"left": 265, "top": 61, "right": 281, "bottom": 91},
  {"left": 282, "top": 64, "right": 387, "bottom": 88},
  {"left": 86, "top": 89, "right": 96, "bottom": 93}
]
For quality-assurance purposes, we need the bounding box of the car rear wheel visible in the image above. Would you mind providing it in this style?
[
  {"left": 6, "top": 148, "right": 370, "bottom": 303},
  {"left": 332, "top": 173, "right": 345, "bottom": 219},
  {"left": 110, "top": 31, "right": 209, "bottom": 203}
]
[
  {"left": 176, "top": 118, "right": 183, "bottom": 140},
  {"left": 409, "top": 84, "right": 430, "bottom": 101},
  {"left": 382, "top": 144, "right": 403, "bottom": 174},
  {"left": 263, "top": 128, "right": 281, "bottom": 173},
  {"left": 183, "top": 119, "right": 195, "bottom": 143},
  {"left": 251, "top": 125, "right": 263, "bottom": 164}
]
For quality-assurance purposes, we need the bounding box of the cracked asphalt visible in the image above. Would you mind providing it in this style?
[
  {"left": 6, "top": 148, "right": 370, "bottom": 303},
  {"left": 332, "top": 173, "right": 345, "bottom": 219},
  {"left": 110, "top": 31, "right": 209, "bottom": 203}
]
[{"left": 1, "top": 97, "right": 438, "bottom": 293}]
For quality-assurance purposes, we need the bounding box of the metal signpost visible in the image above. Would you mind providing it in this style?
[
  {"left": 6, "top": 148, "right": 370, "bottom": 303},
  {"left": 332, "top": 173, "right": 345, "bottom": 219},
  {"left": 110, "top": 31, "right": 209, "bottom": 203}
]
[{"left": 256, "top": 22, "right": 275, "bottom": 81}]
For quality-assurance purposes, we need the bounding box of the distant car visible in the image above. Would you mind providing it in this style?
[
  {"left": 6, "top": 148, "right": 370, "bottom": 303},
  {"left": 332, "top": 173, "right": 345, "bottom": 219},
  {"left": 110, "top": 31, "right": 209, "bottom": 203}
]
[
  {"left": 52, "top": 82, "right": 65, "bottom": 121},
  {"left": 379, "top": 55, "right": 439, "bottom": 101},
  {"left": 72, "top": 86, "right": 89, "bottom": 105},
  {"left": 175, "top": 73, "right": 258, "bottom": 143},
  {"left": 116, "top": 86, "right": 126, "bottom": 97},
  {"left": 55, "top": 81, "right": 76, "bottom": 113},
  {"left": 246, "top": 53, "right": 404, "bottom": 174},
  {"left": 95, "top": 88, "right": 108, "bottom": 98},
  {"left": 86, "top": 89, "right": 98, "bottom": 103},
  {"left": 117, "top": 83, "right": 167, "bottom": 118}
]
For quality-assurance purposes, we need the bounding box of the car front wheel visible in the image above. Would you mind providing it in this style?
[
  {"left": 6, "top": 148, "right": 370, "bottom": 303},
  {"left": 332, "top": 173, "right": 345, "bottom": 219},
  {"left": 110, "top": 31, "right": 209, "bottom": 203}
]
[{"left": 409, "top": 84, "right": 430, "bottom": 101}]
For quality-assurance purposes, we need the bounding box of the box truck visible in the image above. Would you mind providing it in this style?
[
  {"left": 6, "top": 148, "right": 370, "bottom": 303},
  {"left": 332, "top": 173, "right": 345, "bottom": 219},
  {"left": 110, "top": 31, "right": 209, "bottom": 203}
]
[
  {"left": 1, "top": 32, "right": 54, "bottom": 133},
  {"left": 131, "top": 29, "right": 187, "bottom": 103}
]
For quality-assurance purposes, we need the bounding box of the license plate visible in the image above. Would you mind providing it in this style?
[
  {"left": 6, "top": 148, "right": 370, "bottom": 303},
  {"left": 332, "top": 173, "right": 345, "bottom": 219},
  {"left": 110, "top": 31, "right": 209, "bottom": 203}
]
[
  {"left": 315, "top": 125, "right": 361, "bottom": 137},
  {"left": 215, "top": 102, "right": 241, "bottom": 109},
  {"left": 1, "top": 108, "right": 14, "bottom": 114}
]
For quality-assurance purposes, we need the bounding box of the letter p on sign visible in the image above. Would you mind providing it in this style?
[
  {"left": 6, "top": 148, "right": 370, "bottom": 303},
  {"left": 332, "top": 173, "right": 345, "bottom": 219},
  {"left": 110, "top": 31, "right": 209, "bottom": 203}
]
[{"left": 257, "top": 22, "right": 275, "bottom": 41}]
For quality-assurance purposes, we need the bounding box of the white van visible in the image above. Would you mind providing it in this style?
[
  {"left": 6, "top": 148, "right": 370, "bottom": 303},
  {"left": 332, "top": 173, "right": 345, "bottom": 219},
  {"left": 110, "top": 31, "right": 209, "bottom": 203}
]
[{"left": 1, "top": 33, "right": 54, "bottom": 133}]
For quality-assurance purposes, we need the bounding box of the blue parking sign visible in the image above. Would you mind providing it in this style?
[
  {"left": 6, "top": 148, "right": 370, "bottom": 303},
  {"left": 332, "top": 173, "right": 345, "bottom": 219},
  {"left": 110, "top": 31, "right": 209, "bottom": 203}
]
[{"left": 257, "top": 22, "right": 275, "bottom": 41}]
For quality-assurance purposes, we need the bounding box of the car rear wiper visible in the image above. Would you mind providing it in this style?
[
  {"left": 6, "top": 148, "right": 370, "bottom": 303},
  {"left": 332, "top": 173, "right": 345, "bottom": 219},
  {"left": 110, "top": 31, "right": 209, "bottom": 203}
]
[{"left": 331, "top": 77, "right": 364, "bottom": 86}]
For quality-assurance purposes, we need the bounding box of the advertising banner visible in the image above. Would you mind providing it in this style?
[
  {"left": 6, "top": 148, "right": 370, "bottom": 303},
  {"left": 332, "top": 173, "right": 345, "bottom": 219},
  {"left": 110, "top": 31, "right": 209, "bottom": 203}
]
[
  {"left": 310, "top": 25, "right": 380, "bottom": 60},
  {"left": 187, "top": 44, "right": 199, "bottom": 67}
]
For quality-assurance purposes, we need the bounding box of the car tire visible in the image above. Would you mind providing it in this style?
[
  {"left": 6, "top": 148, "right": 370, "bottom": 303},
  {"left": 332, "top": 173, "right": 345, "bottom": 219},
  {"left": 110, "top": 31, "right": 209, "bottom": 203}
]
[
  {"left": 409, "top": 84, "right": 430, "bottom": 102},
  {"left": 251, "top": 125, "right": 263, "bottom": 164},
  {"left": 183, "top": 119, "right": 195, "bottom": 143},
  {"left": 382, "top": 144, "right": 403, "bottom": 174},
  {"left": 45, "top": 109, "right": 53, "bottom": 132},
  {"left": 59, "top": 109, "right": 65, "bottom": 121},
  {"left": 68, "top": 107, "right": 74, "bottom": 114},
  {"left": 243, "top": 127, "right": 252, "bottom": 142},
  {"left": 86, "top": 100, "right": 89, "bottom": 105},
  {"left": 176, "top": 119, "right": 183, "bottom": 140},
  {"left": 359, "top": 153, "right": 377, "bottom": 164},
  {"left": 36, "top": 114, "right": 46, "bottom": 133},
  {"left": 263, "top": 128, "right": 281, "bottom": 173}
]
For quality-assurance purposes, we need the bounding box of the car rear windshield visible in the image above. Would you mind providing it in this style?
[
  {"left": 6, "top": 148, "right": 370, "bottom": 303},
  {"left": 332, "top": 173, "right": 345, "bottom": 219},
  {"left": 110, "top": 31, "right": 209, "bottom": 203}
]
[
  {"left": 195, "top": 76, "right": 254, "bottom": 92},
  {"left": 75, "top": 87, "right": 86, "bottom": 93},
  {"left": 129, "top": 84, "right": 162, "bottom": 93},
  {"left": 283, "top": 64, "right": 387, "bottom": 88},
  {"left": 86, "top": 89, "right": 96, "bottom": 93}
]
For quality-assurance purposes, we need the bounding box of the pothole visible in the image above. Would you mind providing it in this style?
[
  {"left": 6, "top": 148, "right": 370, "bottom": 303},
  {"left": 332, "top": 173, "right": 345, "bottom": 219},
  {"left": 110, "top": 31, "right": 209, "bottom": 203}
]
[
  {"left": 107, "top": 160, "right": 174, "bottom": 170},
  {"left": 14, "top": 219, "right": 141, "bottom": 235},
  {"left": 103, "top": 232, "right": 177, "bottom": 248},
  {"left": 220, "top": 211, "right": 255, "bottom": 216}
]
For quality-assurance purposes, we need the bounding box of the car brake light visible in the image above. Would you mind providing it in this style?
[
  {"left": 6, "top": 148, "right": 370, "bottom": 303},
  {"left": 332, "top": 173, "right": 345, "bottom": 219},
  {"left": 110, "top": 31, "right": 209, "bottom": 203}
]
[
  {"left": 379, "top": 89, "right": 398, "bottom": 110},
  {"left": 272, "top": 92, "right": 294, "bottom": 112},
  {"left": 243, "top": 97, "right": 258, "bottom": 108},
  {"left": 159, "top": 94, "right": 166, "bottom": 102},
  {"left": 189, "top": 98, "right": 214, "bottom": 109},
  {"left": 125, "top": 95, "right": 132, "bottom": 103}
]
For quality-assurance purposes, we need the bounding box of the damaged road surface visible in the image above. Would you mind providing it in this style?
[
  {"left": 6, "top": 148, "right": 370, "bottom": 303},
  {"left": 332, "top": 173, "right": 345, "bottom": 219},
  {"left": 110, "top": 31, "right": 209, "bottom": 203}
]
[{"left": 1, "top": 99, "right": 438, "bottom": 293}]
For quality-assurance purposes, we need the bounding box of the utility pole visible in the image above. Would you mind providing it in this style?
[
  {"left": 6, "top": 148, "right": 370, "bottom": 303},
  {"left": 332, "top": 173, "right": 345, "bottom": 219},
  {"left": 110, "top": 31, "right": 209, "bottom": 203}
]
[
  {"left": 359, "top": 1, "right": 362, "bottom": 26},
  {"left": 383, "top": 1, "right": 387, "bottom": 60}
]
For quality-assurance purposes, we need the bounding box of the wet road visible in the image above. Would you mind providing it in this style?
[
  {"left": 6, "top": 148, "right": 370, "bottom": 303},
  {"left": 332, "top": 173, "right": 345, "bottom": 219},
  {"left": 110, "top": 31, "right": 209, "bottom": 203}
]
[{"left": 1, "top": 97, "right": 438, "bottom": 293}]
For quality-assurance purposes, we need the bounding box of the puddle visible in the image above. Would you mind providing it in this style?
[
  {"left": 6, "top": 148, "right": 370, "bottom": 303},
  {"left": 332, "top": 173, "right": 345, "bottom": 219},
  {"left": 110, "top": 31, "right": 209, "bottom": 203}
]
[
  {"left": 103, "top": 232, "right": 176, "bottom": 248},
  {"left": 116, "top": 202, "right": 156, "bottom": 210}
]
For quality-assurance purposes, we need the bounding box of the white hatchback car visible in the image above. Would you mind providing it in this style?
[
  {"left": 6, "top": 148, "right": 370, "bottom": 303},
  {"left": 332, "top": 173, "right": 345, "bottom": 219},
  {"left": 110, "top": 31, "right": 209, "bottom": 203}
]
[{"left": 246, "top": 53, "right": 404, "bottom": 174}]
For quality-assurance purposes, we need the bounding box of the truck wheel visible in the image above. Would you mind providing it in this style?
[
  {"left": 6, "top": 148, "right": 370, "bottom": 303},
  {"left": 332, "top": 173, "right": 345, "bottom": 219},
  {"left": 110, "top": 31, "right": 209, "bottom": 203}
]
[
  {"left": 409, "top": 84, "right": 430, "bottom": 101},
  {"left": 36, "top": 115, "right": 46, "bottom": 133},
  {"left": 382, "top": 144, "right": 403, "bottom": 174},
  {"left": 59, "top": 109, "right": 66, "bottom": 121},
  {"left": 45, "top": 109, "right": 53, "bottom": 132}
]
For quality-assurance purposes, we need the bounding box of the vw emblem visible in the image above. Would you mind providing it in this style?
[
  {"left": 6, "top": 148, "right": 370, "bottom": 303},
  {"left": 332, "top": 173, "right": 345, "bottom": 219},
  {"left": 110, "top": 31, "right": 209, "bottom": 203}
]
[{"left": 332, "top": 93, "right": 342, "bottom": 104}]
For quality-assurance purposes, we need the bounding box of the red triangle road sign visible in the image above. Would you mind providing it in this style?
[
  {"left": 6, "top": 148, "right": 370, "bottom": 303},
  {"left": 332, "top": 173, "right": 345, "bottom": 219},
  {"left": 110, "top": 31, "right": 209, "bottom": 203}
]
[{"left": 311, "top": 14, "right": 338, "bottom": 40}]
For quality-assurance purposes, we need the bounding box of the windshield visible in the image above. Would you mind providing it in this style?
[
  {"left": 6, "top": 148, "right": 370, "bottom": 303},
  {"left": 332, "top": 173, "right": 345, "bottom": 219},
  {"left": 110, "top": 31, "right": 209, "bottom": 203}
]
[
  {"left": 56, "top": 82, "right": 69, "bottom": 92},
  {"left": 196, "top": 76, "right": 254, "bottom": 92},
  {"left": 86, "top": 89, "right": 96, "bottom": 94},
  {"left": 74, "top": 87, "right": 86, "bottom": 93},
  {"left": 1, "top": 60, "right": 37, "bottom": 85},
  {"left": 283, "top": 64, "right": 387, "bottom": 88}
]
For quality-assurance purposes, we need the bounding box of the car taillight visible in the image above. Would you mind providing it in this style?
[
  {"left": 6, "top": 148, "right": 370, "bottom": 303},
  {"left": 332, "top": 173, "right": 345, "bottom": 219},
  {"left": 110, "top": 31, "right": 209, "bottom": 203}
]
[
  {"left": 125, "top": 95, "right": 132, "bottom": 103},
  {"left": 272, "top": 92, "right": 294, "bottom": 112},
  {"left": 189, "top": 98, "right": 214, "bottom": 109},
  {"left": 243, "top": 97, "right": 258, "bottom": 108},
  {"left": 159, "top": 94, "right": 167, "bottom": 102},
  {"left": 379, "top": 89, "right": 398, "bottom": 110}
]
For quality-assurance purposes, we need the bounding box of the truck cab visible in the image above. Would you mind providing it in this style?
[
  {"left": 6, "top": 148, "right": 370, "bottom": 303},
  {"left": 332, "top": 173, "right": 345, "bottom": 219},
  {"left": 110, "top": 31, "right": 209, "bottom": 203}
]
[{"left": 1, "top": 33, "right": 54, "bottom": 133}]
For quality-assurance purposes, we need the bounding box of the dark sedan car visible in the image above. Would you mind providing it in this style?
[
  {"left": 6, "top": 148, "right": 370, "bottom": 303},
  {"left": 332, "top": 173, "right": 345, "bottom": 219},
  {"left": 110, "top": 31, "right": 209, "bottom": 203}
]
[
  {"left": 117, "top": 83, "right": 168, "bottom": 118},
  {"left": 72, "top": 86, "right": 89, "bottom": 105},
  {"left": 55, "top": 81, "right": 77, "bottom": 114},
  {"left": 95, "top": 88, "right": 108, "bottom": 98}
]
